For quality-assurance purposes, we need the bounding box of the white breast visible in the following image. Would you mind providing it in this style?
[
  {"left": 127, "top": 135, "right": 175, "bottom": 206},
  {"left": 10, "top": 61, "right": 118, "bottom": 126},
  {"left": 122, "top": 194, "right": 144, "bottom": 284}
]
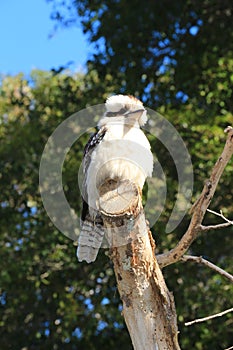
[{"left": 86, "top": 123, "right": 153, "bottom": 217}]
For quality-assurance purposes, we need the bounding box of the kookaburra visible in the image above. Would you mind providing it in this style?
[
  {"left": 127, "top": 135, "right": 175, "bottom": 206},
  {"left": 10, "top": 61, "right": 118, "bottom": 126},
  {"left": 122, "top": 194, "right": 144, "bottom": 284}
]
[{"left": 77, "top": 94, "right": 153, "bottom": 263}]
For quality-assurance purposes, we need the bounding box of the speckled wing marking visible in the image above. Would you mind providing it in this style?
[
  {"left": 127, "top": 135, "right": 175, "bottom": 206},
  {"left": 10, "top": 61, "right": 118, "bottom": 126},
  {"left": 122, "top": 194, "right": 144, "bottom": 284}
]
[
  {"left": 77, "top": 127, "right": 107, "bottom": 263},
  {"left": 81, "top": 127, "right": 107, "bottom": 221}
]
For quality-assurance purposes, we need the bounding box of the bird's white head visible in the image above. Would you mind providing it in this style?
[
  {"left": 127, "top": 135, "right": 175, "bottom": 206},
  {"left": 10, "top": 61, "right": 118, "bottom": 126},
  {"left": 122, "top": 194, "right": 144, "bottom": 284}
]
[{"left": 99, "top": 94, "right": 148, "bottom": 127}]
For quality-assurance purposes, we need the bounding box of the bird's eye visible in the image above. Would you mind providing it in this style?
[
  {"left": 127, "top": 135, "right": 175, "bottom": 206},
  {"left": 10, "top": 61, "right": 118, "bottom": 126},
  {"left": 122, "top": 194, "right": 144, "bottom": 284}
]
[{"left": 118, "top": 107, "right": 128, "bottom": 114}]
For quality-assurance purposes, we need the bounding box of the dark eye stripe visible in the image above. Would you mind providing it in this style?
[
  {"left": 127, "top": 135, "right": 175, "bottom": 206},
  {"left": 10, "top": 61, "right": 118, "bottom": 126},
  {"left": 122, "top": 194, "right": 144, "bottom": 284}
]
[
  {"left": 126, "top": 109, "right": 145, "bottom": 115},
  {"left": 106, "top": 107, "right": 128, "bottom": 117}
]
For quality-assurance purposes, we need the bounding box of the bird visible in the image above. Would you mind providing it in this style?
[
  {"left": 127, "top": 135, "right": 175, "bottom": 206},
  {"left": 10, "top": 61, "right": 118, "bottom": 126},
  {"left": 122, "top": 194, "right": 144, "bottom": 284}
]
[{"left": 77, "top": 94, "right": 153, "bottom": 263}]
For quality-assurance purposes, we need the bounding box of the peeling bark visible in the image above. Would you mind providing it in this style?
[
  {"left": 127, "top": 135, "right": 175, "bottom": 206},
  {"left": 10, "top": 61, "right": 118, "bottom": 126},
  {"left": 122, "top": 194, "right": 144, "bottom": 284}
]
[
  {"left": 95, "top": 127, "right": 233, "bottom": 349},
  {"left": 99, "top": 179, "right": 180, "bottom": 350}
]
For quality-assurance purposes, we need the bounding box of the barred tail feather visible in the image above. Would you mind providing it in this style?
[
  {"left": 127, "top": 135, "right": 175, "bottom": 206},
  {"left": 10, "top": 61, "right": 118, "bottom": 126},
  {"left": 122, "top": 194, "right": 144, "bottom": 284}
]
[{"left": 77, "top": 220, "right": 104, "bottom": 263}]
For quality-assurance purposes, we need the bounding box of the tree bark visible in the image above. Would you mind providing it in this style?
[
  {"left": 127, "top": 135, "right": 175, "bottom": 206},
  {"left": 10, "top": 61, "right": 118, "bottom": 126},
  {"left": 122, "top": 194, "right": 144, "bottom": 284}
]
[
  {"left": 157, "top": 126, "right": 233, "bottom": 268},
  {"left": 98, "top": 179, "right": 180, "bottom": 350}
]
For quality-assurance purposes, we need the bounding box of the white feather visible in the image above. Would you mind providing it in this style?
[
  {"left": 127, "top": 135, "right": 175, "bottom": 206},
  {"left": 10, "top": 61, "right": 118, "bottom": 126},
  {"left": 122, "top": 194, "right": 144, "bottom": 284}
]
[
  {"left": 87, "top": 119, "right": 153, "bottom": 217},
  {"left": 78, "top": 94, "right": 153, "bottom": 263},
  {"left": 105, "top": 94, "right": 144, "bottom": 112}
]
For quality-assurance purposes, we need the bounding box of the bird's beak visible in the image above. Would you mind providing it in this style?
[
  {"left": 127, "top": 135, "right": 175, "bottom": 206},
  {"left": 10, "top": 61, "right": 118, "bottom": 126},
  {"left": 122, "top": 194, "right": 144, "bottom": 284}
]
[
  {"left": 124, "top": 109, "right": 145, "bottom": 119},
  {"left": 124, "top": 108, "right": 148, "bottom": 126}
]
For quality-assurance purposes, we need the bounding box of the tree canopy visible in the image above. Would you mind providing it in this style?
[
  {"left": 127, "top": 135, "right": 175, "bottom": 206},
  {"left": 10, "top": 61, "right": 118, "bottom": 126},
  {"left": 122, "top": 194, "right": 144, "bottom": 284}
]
[
  {"left": 49, "top": 0, "right": 233, "bottom": 111},
  {"left": 0, "top": 0, "right": 233, "bottom": 349}
]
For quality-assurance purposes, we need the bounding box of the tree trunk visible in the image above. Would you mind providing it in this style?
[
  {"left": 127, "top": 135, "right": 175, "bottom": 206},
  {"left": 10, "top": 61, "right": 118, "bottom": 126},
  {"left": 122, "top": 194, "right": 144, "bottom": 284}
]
[{"left": 98, "top": 179, "right": 180, "bottom": 350}]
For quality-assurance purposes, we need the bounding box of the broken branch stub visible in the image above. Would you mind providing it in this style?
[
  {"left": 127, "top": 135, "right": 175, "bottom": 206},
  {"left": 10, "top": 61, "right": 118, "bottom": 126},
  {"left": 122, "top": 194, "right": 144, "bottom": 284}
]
[
  {"left": 99, "top": 178, "right": 139, "bottom": 216},
  {"left": 98, "top": 178, "right": 180, "bottom": 350},
  {"left": 99, "top": 178, "right": 145, "bottom": 247}
]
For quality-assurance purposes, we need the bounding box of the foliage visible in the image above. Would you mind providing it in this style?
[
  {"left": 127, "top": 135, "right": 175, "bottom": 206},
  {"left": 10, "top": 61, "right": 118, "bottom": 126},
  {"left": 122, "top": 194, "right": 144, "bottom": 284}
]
[
  {"left": 0, "top": 71, "right": 129, "bottom": 350},
  {"left": 0, "top": 0, "right": 233, "bottom": 348},
  {"left": 49, "top": 0, "right": 233, "bottom": 109}
]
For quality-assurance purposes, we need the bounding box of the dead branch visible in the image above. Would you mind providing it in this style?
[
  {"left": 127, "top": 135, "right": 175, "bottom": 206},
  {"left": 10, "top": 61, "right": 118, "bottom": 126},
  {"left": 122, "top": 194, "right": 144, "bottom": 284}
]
[
  {"left": 184, "top": 307, "right": 233, "bottom": 326},
  {"left": 157, "top": 126, "right": 233, "bottom": 268},
  {"left": 207, "top": 208, "right": 233, "bottom": 224},
  {"left": 199, "top": 222, "right": 232, "bottom": 232},
  {"left": 99, "top": 179, "right": 180, "bottom": 350},
  {"left": 180, "top": 255, "right": 233, "bottom": 283},
  {"left": 197, "top": 208, "right": 233, "bottom": 231}
]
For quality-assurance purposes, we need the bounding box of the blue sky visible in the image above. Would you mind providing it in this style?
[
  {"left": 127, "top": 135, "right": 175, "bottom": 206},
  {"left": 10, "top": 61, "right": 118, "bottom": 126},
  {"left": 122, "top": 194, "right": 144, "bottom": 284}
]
[{"left": 0, "top": 0, "right": 89, "bottom": 75}]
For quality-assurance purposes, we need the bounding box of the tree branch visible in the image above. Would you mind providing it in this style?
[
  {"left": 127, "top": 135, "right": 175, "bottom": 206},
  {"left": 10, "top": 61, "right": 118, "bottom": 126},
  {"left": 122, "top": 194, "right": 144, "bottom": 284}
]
[
  {"left": 184, "top": 307, "right": 233, "bottom": 326},
  {"left": 207, "top": 208, "right": 233, "bottom": 224},
  {"left": 180, "top": 255, "right": 233, "bottom": 283},
  {"left": 200, "top": 222, "right": 232, "bottom": 232},
  {"left": 157, "top": 126, "right": 233, "bottom": 268},
  {"left": 198, "top": 208, "right": 233, "bottom": 231}
]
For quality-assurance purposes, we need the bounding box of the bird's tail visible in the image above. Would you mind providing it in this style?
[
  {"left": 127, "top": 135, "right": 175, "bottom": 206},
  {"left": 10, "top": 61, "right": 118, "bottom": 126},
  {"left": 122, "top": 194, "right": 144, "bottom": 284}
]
[{"left": 77, "top": 220, "right": 104, "bottom": 263}]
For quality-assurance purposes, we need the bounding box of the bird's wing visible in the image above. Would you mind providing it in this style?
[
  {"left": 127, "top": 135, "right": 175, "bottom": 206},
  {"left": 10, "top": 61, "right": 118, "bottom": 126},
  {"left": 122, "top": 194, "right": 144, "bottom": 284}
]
[
  {"left": 77, "top": 127, "right": 107, "bottom": 263},
  {"left": 81, "top": 126, "right": 107, "bottom": 221}
]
